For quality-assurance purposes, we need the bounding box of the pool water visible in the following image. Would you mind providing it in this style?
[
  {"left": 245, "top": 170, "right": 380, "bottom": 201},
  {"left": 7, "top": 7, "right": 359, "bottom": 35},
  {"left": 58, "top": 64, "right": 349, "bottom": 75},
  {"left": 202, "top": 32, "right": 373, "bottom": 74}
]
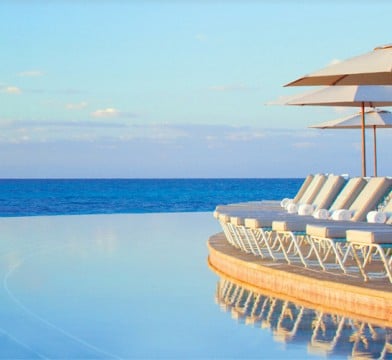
[{"left": 0, "top": 212, "right": 388, "bottom": 359}]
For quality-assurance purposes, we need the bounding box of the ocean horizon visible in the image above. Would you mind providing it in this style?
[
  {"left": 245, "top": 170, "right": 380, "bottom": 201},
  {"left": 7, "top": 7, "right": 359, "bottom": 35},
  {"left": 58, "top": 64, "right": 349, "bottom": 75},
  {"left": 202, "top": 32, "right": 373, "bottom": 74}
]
[{"left": 0, "top": 178, "right": 303, "bottom": 217}]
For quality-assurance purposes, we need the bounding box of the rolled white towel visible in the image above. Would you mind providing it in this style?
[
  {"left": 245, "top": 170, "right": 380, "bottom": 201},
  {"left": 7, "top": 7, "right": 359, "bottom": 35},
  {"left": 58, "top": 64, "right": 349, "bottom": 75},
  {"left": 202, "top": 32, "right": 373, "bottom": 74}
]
[
  {"left": 313, "top": 208, "right": 330, "bottom": 220},
  {"left": 286, "top": 203, "right": 298, "bottom": 214},
  {"left": 366, "top": 211, "right": 387, "bottom": 224},
  {"left": 280, "top": 198, "right": 292, "bottom": 208},
  {"left": 331, "top": 209, "right": 352, "bottom": 221},
  {"left": 298, "top": 204, "right": 314, "bottom": 216}
]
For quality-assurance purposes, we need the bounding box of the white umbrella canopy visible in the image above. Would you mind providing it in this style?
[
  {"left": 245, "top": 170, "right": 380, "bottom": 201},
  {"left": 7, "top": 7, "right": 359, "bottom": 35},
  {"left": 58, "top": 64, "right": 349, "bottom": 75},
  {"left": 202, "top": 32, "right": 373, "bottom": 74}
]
[
  {"left": 285, "top": 85, "right": 392, "bottom": 107},
  {"left": 285, "top": 44, "right": 392, "bottom": 86},
  {"left": 309, "top": 109, "right": 392, "bottom": 176},
  {"left": 309, "top": 109, "right": 392, "bottom": 129},
  {"left": 283, "top": 85, "right": 392, "bottom": 176}
]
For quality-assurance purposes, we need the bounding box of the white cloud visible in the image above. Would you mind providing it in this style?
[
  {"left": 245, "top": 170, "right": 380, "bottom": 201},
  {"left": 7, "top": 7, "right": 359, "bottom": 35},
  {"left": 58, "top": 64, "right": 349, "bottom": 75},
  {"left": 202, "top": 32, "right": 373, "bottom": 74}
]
[
  {"left": 66, "top": 101, "right": 88, "bottom": 110},
  {"left": 1, "top": 86, "right": 22, "bottom": 94},
  {"left": 91, "top": 108, "right": 137, "bottom": 118},
  {"left": 91, "top": 108, "right": 121, "bottom": 118},
  {"left": 1, "top": 123, "right": 391, "bottom": 178},
  {"left": 18, "top": 70, "right": 44, "bottom": 77}
]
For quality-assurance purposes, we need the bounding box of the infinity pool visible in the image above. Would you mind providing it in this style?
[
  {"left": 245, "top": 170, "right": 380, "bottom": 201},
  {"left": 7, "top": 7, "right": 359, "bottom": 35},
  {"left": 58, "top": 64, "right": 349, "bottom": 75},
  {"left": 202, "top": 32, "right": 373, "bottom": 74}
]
[{"left": 0, "top": 213, "right": 388, "bottom": 358}]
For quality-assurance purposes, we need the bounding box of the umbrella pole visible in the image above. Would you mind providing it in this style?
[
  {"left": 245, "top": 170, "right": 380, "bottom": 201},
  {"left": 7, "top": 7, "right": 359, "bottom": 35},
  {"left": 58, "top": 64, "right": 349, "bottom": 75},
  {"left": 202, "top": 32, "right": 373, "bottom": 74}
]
[
  {"left": 373, "top": 125, "right": 377, "bottom": 177},
  {"left": 361, "top": 102, "right": 366, "bottom": 177}
]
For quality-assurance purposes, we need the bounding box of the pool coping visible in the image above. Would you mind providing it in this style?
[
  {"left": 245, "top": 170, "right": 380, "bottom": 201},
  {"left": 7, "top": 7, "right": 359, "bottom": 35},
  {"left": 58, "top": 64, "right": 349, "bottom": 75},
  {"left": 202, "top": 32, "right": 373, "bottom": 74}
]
[{"left": 207, "top": 232, "right": 392, "bottom": 325}]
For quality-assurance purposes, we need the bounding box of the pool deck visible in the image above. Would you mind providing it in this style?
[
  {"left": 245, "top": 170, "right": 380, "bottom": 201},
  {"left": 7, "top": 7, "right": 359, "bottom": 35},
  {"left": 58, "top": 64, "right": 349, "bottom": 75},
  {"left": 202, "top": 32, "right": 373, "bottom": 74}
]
[{"left": 207, "top": 232, "right": 392, "bottom": 325}]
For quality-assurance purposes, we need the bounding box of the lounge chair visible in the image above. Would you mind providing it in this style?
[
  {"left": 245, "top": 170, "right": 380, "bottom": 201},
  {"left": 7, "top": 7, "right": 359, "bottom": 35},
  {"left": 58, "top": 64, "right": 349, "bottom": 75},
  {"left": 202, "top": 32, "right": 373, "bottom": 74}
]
[
  {"left": 215, "top": 173, "right": 328, "bottom": 250},
  {"left": 231, "top": 173, "right": 317, "bottom": 213},
  {"left": 214, "top": 173, "right": 323, "bottom": 219},
  {"left": 232, "top": 175, "right": 360, "bottom": 262},
  {"left": 269, "top": 176, "right": 373, "bottom": 267},
  {"left": 345, "top": 227, "right": 392, "bottom": 282},
  {"left": 223, "top": 174, "right": 347, "bottom": 261},
  {"left": 272, "top": 176, "right": 367, "bottom": 232},
  {"left": 233, "top": 176, "right": 387, "bottom": 268},
  {"left": 304, "top": 177, "right": 392, "bottom": 273}
]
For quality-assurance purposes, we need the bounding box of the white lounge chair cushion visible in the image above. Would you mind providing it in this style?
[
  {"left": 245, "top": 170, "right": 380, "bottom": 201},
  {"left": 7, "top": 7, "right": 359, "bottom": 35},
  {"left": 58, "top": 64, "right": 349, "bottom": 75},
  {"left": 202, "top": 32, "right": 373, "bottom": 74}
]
[
  {"left": 298, "top": 204, "right": 314, "bottom": 216},
  {"left": 331, "top": 209, "right": 352, "bottom": 221},
  {"left": 307, "top": 222, "right": 383, "bottom": 239},
  {"left": 244, "top": 217, "right": 273, "bottom": 228},
  {"left": 347, "top": 229, "right": 392, "bottom": 244},
  {"left": 218, "top": 214, "right": 231, "bottom": 223},
  {"left": 349, "top": 177, "right": 392, "bottom": 221},
  {"left": 366, "top": 211, "right": 387, "bottom": 224},
  {"left": 306, "top": 224, "right": 348, "bottom": 238},
  {"left": 313, "top": 208, "right": 330, "bottom": 219},
  {"left": 329, "top": 177, "right": 367, "bottom": 211},
  {"left": 230, "top": 216, "right": 244, "bottom": 226},
  {"left": 272, "top": 220, "right": 309, "bottom": 232},
  {"left": 293, "top": 174, "right": 315, "bottom": 203}
]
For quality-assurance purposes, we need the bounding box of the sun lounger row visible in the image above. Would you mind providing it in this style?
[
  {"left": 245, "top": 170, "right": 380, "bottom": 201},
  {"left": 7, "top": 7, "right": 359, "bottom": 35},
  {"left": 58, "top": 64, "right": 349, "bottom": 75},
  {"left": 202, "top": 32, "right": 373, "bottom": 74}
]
[{"left": 214, "top": 174, "right": 392, "bottom": 283}]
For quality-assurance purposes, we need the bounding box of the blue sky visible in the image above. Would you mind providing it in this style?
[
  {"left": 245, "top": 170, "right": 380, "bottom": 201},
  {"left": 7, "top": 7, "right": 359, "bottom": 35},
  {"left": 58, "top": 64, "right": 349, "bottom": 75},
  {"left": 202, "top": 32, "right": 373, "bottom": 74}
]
[{"left": 1, "top": 1, "right": 392, "bottom": 178}]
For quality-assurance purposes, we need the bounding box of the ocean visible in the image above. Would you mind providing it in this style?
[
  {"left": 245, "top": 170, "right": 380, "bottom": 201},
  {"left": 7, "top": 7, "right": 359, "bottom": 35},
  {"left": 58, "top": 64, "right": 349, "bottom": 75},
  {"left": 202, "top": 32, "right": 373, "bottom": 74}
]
[{"left": 0, "top": 178, "right": 303, "bottom": 217}]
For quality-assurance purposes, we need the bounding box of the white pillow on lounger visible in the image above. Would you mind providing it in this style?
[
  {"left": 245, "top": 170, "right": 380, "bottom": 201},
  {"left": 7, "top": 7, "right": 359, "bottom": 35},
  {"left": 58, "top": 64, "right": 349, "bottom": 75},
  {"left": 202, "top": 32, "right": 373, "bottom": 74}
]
[
  {"left": 366, "top": 210, "right": 387, "bottom": 224},
  {"left": 331, "top": 209, "right": 352, "bottom": 221},
  {"left": 313, "top": 208, "right": 329, "bottom": 219},
  {"left": 298, "top": 204, "right": 314, "bottom": 216},
  {"left": 286, "top": 203, "right": 298, "bottom": 214}
]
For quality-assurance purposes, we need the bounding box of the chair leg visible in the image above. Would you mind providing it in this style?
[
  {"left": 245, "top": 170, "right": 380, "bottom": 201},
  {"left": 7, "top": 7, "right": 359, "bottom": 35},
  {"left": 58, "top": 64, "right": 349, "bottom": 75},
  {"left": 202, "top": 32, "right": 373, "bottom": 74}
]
[
  {"left": 275, "top": 231, "right": 309, "bottom": 267},
  {"left": 350, "top": 242, "right": 392, "bottom": 283}
]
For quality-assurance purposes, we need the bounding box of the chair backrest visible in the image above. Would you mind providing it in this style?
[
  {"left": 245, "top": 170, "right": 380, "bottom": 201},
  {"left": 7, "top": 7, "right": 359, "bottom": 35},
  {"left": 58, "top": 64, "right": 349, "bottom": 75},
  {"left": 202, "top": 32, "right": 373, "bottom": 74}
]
[
  {"left": 297, "top": 173, "right": 327, "bottom": 205},
  {"left": 329, "top": 177, "right": 367, "bottom": 212},
  {"left": 293, "top": 174, "right": 314, "bottom": 203},
  {"left": 312, "top": 175, "right": 346, "bottom": 210},
  {"left": 349, "top": 177, "right": 392, "bottom": 221}
]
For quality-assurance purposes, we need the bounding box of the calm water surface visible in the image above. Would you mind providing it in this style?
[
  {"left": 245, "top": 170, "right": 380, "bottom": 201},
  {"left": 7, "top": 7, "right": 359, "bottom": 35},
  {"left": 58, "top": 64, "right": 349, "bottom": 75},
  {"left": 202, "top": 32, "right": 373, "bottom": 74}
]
[
  {"left": 0, "top": 178, "right": 302, "bottom": 217},
  {"left": 0, "top": 212, "right": 389, "bottom": 358}
]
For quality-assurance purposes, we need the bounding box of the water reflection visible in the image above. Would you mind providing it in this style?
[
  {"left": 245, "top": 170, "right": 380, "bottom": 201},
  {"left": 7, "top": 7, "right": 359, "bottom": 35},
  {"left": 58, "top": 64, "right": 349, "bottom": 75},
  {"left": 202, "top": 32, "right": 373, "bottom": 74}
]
[{"left": 214, "top": 275, "right": 392, "bottom": 359}]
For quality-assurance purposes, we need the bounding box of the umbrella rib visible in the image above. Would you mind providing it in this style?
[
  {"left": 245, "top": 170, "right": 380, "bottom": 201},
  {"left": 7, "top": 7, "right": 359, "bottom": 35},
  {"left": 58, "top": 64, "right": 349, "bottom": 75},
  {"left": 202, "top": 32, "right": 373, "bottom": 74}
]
[{"left": 331, "top": 74, "right": 348, "bottom": 85}]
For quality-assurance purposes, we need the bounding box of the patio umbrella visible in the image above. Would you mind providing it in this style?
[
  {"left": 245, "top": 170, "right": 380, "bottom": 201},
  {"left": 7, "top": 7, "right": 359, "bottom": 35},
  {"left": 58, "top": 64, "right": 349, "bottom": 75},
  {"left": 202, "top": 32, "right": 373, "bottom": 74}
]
[
  {"left": 285, "top": 44, "right": 392, "bottom": 86},
  {"left": 284, "top": 85, "right": 392, "bottom": 176},
  {"left": 309, "top": 109, "right": 392, "bottom": 176}
]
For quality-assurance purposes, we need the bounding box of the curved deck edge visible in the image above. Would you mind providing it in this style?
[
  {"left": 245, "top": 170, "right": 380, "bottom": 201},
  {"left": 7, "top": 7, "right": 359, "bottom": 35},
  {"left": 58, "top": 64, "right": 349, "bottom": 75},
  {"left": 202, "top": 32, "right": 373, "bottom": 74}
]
[{"left": 207, "top": 232, "right": 392, "bottom": 324}]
